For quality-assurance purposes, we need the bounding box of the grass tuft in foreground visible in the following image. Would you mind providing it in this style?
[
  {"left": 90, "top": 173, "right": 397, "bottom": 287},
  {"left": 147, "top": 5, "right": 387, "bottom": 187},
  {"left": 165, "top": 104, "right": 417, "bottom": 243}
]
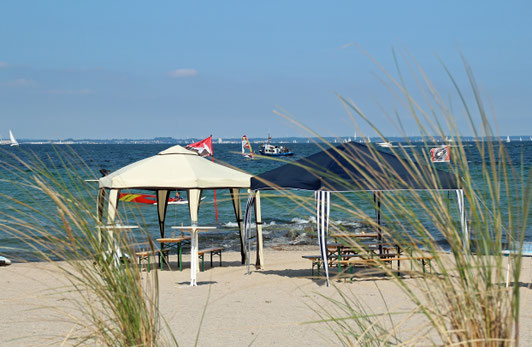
[
  {"left": 273, "top": 51, "right": 530, "bottom": 345},
  {"left": 0, "top": 147, "right": 176, "bottom": 346}
]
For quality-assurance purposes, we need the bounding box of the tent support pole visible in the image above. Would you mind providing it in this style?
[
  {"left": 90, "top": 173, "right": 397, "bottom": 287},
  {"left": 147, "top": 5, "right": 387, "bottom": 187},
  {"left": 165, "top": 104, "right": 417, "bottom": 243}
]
[
  {"left": 188, "top": 189, "right": 202, "bottom": 286},
  {"left": 316, "top": 191, "right": 330, "bottom": 286},
  {"left": 230, "top": 188, "right": 246, "bottom": 264},
  {"left": 96, "top": 188, "right": 106, "bottom": 243},
  {"left": 374, "top": 192, "right": 383, "bottom": 255},
  {"left": 156, "top": 190, "right": 170, "bottom": 238},
  {"left": 456, "top": 189, "right": 469, "bottom": 250},
  {"left": 254, "top": 191, "right": 264, "bottom": 269},
  {"left": 105, "top": 188, "right": 120, "bottom": 248}
]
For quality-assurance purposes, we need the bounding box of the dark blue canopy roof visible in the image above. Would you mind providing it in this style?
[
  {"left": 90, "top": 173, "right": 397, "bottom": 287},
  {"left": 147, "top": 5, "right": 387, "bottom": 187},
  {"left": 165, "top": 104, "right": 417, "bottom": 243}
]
[{"left": 251, "top": 142, "right": 459, "bottom": 191}]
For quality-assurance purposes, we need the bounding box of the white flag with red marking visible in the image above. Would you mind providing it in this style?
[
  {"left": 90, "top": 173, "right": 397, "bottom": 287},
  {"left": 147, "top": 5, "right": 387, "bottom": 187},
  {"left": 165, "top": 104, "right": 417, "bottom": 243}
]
[
  {"left": 431, "top": 145, "right": 450, "bottom": 162},
  {"left": 186, "top": 136, "right": 213, "bottom": 157}
]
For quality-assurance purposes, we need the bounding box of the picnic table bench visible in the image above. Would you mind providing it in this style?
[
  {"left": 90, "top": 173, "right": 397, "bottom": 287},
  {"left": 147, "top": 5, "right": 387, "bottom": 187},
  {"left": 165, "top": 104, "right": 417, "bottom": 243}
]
[
  {"left": 338, "top": 255, "right": 434, "bottom": 275},
  {"left": 303, "top": 251, "right": 403, "bottom": 275},
  {"left": 135, "top": 250, "right": 166, "bottom": 272},
  {"left": 198, "top": 247, "right": 223, "bottom": 271}
]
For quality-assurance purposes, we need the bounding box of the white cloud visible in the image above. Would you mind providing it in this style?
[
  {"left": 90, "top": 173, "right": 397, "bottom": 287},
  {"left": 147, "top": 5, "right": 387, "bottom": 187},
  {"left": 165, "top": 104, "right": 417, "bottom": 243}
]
[
  {"left": 0, "top": 78, "right": 36, "bottom": 87},
  {"left": 168, "top": 68, "right": 198, "bottom": 78},
  {"left": 0, "top": 61, "right": 7, "bottom": 68}
]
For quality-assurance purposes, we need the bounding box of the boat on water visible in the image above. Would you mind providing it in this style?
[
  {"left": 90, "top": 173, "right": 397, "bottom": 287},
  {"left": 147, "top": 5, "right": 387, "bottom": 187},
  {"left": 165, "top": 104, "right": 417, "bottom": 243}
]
[
  {"left": 377, "top": 141, "right": 394, "bottom": 148},
  {"left": 0, "top": 255, "right": 11, "bottom": 266},
  {"left": 241, "top": 135, "right": 254, "bottom": 159},
  {"left": 119, "top": 193, "right": 204, "bottom": 205},
  {"left": 506, "top": 136, "right": 511, "bottom": 143},
  {"left": 9, "top": 130, "right": 18, "bottom": 146},
  {"left": 258, "top": 135, "right": 294, "bottom": 156}
]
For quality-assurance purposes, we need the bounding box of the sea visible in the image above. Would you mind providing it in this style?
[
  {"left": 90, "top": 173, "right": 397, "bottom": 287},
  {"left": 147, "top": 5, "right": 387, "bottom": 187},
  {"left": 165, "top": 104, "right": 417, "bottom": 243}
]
[{"left": 0, "top": 141, "right": 530, "bottom": 262}]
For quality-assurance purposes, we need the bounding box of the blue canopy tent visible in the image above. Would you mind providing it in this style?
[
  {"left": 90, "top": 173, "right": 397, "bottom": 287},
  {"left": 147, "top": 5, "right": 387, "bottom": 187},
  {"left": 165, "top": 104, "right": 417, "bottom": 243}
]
[{"left": 245, "top": 142, "right": 465, "bottom": 285}]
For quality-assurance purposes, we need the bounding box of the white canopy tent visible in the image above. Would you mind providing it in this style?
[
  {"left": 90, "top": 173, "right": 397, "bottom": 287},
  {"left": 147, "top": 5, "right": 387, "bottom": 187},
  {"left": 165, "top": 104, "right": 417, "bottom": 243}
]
[{"left": 97, "top": 145, "right": 264, "bottom": 286}]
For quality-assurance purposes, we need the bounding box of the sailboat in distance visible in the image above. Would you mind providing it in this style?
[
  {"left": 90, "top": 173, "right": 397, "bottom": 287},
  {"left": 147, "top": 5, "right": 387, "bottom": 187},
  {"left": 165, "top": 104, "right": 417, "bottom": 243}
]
[
  {"left": 241, "top": 135, "right": 254, "bottom": 159},
  {"left": 9, "top": 130, "right": 19, "bottom": 146}
]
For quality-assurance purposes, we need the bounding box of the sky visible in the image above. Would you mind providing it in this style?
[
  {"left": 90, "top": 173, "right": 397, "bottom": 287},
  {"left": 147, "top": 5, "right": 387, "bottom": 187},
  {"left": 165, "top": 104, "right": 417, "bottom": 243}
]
[{"left": 0, "top": 1, "right": 531, "bottom": 140}]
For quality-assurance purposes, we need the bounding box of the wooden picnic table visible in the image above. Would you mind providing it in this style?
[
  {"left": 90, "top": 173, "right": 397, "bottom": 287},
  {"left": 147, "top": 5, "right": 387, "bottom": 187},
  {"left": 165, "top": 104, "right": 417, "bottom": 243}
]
[
  {"left": 170, "top": 226, "right": 217, "bottom": 286},
  {"left": 156, "top": 236, "right": 192, "bottom": 271},
  {"left": 326, "top": 241, "right": 400, "bottom": 271}
]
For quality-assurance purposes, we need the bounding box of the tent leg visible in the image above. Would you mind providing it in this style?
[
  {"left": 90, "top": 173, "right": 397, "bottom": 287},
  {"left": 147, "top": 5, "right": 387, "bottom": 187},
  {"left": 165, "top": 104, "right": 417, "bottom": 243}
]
[
  {"left": 375, "top": 192, "right": 383, "bottom": 255},
  {"left": 316, "top": 191, "right": 330, "bottom": 286},
  {"left": 157, "top": 190, "right": 170, "bottom": 238},
  {"left": 96, "top": 188, "right": 106, "bottom": 243},
  {"left": 230, "top": 188, "right": 246, "bottom": 264},
  {"left": 456, "top": 189, "right": 469, "bottom": 249},
  {"left": 106, "top": 189, "right": 120, "bottom": 248},
  {"left": 188, "top": 189, "right": 202, "bottom": 286},
  {"left": 255, "top": 191, "right": 264, "bottom": 269}
]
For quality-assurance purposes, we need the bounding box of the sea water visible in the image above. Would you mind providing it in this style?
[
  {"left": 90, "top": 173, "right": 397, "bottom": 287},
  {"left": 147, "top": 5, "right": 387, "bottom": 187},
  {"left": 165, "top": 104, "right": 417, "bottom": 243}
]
[{"left": 0, "top": 142, "right": 530, "bottom": 261}]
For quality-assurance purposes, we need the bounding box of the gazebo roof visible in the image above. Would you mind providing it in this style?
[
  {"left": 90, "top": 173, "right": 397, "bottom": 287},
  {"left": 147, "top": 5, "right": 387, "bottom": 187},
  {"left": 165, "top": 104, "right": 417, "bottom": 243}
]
[
  {"left": 99, "top": 145, "right": 251, "bottom": 190},
  {"left": 251, "top": 142, "right": 459, "bottom": 191}
]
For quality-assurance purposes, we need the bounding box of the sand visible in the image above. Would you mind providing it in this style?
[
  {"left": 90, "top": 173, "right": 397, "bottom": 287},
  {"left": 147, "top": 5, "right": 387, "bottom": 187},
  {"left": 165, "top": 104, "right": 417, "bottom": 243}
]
[{"left": 1, "top": 247, "right": 531, "bottom": 346}]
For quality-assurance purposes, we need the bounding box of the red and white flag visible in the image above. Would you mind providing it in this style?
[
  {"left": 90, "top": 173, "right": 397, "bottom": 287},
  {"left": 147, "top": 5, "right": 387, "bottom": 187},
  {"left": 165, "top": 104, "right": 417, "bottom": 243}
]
[
  {"left": 186, "top": 136, "right": 213, "bottom": 157},
  {"left": 431, "top": 145, "right": 450, "bottom": 162}
]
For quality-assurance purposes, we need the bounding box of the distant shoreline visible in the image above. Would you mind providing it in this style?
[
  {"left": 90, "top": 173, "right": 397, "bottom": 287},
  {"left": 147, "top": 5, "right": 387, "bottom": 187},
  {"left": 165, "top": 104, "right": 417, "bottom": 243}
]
[{"left": 3, "top": 136, "right": 532, "bottom": 145}]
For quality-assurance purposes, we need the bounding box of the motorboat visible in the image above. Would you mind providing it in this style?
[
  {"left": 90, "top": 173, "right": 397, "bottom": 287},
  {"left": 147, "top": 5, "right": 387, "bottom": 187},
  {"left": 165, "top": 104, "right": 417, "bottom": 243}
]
[
  {"left": 377, "top": 141, "right": 393, "bottom": 148},
  {"left": 258, "top": 135, "right": 294, "bottom": 156}
]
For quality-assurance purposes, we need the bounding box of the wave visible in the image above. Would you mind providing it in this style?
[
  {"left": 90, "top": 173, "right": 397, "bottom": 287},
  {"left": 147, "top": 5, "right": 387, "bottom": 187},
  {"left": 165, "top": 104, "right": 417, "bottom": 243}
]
[
  {"left": 221, "top": 221, "right": 278, "bottom": 228},
  {"left": 290, "top": 217, "right": 315, "bottom": 224}
]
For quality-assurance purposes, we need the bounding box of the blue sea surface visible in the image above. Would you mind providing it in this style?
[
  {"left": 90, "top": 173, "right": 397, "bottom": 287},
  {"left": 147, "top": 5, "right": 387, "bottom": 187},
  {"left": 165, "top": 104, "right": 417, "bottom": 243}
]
[{"left": 0, "top": 141, "right": 530, "bottom": 261}]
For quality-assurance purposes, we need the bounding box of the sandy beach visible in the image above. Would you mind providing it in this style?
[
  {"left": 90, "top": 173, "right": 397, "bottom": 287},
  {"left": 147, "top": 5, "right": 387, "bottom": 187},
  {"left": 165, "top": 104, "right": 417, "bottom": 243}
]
[{"left": 1, "top": 246, "right": 531, "bottom": 346}]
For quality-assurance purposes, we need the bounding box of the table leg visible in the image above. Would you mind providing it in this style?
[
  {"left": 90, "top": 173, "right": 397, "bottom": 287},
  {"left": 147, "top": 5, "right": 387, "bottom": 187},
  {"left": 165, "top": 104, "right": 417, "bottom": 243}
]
[{"left": 337, "top": 246, "right": 342, "bottom": 272}]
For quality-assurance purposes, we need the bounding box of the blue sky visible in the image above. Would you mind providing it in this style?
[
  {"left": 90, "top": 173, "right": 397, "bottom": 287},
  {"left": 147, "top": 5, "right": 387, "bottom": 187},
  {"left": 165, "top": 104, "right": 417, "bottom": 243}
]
[{"left": 0, "top": 1, "right": 530, "bottom": 139}]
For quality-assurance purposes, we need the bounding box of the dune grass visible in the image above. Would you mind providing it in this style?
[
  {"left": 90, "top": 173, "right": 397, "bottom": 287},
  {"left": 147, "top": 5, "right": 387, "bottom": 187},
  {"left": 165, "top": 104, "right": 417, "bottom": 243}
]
[
  {"left": 0, "top": 147, "right": 176, "bottom": 346},
  {"left": 269, "top": 51, "right": 530, "bottom": 345}
]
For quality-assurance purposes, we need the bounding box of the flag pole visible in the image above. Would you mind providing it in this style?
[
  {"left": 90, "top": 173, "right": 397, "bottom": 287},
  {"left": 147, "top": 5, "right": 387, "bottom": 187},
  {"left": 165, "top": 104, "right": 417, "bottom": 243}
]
[
  {"left": 210, "top": 135, "right": 218, "bottom": 221},
  {"left": 212, "top": 155, "right": 218, "bottom": 220}
]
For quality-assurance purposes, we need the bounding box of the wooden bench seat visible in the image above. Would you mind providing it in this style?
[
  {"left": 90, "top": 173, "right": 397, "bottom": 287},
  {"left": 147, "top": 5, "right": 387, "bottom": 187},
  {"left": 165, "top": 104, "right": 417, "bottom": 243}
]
[
  {"left": 338, "top": 256, "right": 434, "bottom": 274},
  {"left": 303, "top": 253, "right": 402, "bottom": 274},
  {"left": 304, "top": 253, "right": 433, "bottom": 277},
  {"left": 135, "top": 250, "right": 157, "bottom": 272},
  {"left": 198, "top": 247, "right": 223, "bottom": 271}
]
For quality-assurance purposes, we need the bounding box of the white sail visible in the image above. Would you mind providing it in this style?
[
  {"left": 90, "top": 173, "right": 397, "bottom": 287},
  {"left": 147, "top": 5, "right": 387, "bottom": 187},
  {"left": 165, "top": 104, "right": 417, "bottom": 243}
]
[
  {"left": 241, "top": 135, "right": 253, "bottom": 158},
  {"left": 9, "top": 130, "right": 18, "bottom": 146},
  {"left": 506, "top": 136, "right": 510, "bottom": 143}
]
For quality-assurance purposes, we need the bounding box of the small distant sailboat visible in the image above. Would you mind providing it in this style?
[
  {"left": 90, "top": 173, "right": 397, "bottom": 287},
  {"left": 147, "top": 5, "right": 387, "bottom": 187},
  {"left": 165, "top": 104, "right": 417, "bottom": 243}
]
[
  {"left": 506, "top": 136, "right": 511, "bottom": 143},
  {"left": 241, "top": 135, "right": 254, "bottom": 159},
  {"left": 9, "top": 130, "right": 19, "bottom": 146}
]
